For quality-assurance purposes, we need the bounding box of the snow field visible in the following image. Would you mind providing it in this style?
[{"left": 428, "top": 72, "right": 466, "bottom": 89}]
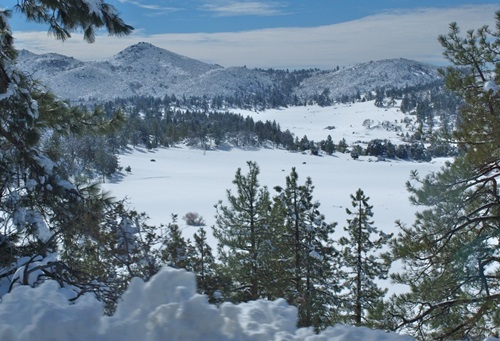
[{"left": 105, "top": 102, "right": 436, "bottom": 238}]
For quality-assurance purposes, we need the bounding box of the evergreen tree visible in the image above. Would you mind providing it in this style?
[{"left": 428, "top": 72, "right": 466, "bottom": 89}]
[
  {"left": 13, "top": 0, "right": 132, "bottom": 43},
  {"left": 0, "top": 0, "right": 133, "bottom": 305},
  {"left": 374, "top": 88, "right": 385, "bottom": 107},
  {"left": 337, "top": 138, "right": 348, "bottom": 153},
  {"left": 322, "top": 134, "right": 336, "bottom": 155},
  {"left": 438, "top": 18, "right": 500, "bottom": 167},
  {"left": 191, "top": 227, "right": 224, "bottom": 302},
  {"left": 273, "top": 168, "right": 339, "bottom": 330},
  {"left": 72, "top": 201, "right": 165, "bottom": 312},
  {"left": 336, "top": 189, "right": 392, "bottom": 327},
  {"left": 212, "top": 161, "right": 273, "bottom": 302},
  {"left": 390, "top": 12, "right": 500, "bottom": 339},
  {"left": 161, "top": 214, "right": 195, "bottom": 270}
]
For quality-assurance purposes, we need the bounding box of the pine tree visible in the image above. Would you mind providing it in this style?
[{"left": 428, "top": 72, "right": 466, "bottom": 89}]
[
  {"left": 161, "top": 214, "right": 195, "bottom": 270},
  {"left": 191, "top": 228, "right": 214, "bottom": 292},
  {"left": 338, "top": 138, "right": 348, "bottom": 153},
  {"left": 273, "top": 168, "right": 339, "bottom": 330},
  {"left": 69, "top": 201, "right": 165, "bottom": 312},
  {"left": 0, "top": 0, "right": 133, "bottom": 303},
  {"left": 337, "top": 189, "right": 392, "bottom": 327},
  {"left": 438, "top": 13, "right": 500, "bottom": 167},
  {"left": 190, "top": 227, "right": 231, "bottom": 305},
  {"left": 322, "top": 135, "right": 336, "bottom": 155},
  {"left": 390, "top": 12, "right": 500, "bottom": 340},
  {"left": 212, "top": 161, "right": 273, "bottom": 301}
]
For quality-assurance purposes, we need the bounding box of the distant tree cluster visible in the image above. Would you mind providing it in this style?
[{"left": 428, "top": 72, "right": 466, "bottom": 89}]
[
  {"left": 353, "top": 138, "right": 457, "bottom": 162},
  {"left": 91, "top": 89, "right": 459, "bottom": 165},
  {"left": 101, "top": 97, "right": 295, "bottom": 150}
]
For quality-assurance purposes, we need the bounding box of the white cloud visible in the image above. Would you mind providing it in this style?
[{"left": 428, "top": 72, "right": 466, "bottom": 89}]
[
  {"left": 13, "top": 5, "right": 497, "bottom": 69},
  {"left": 117, "top": 0, "right": 180, "bottom": 14},
  {"left": 200, "top": 1, "right": 288, "bottom": 17}
]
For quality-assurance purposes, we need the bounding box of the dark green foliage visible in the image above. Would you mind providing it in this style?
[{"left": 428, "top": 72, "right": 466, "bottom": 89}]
[
  {"left": 273, "top": 168, "right": 339, "bottom": 330},
  {"left": 15, "top": 0, "right": 133, "bottom": 43},
  {"left": 0, "top": 0, "right": 141, "bottom": 311},
  {"left": 337, "top": 138, "right": 348, "bottom": 153},
  {"left": 336, "top": 189, "right": 392, "bottom": 327},
  {"left": 190, "top": 227, "right": 226, "bottom": 303},
  {"left": 390, "top": 12, "right": 500, "bottom": 339},
  {"left": 320, "top": 135, "right": 336, "bottom": 155},
  {"left": 391, "top": 159, "right": 500, "bottom": 339},
  {"left": 212, "top": 161, "right": 274, "bottom": 302},
  {"left": 101, "top": 97, "right": 296, "bottom": 150},
  {"left": 161, "top": 214, "right": 195, "bottom": 270},
  {"left": 438, "top": 18, "right": 500, "bottom": 167},
  {"left": 61, "top": 200, "right": 166, "bottom": 312}
]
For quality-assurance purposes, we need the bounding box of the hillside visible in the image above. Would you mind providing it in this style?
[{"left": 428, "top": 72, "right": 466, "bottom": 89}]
[
  {"left": 17, "top": 42, "right": 442, "bottom": 103},
  {"left": 294, "top": 58, "right": 441, "bottom": 100}
]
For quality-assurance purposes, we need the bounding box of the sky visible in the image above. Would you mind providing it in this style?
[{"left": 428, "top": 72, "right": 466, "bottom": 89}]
[{"left": 8, "top": 1, "right": 500, "bottom": 69}]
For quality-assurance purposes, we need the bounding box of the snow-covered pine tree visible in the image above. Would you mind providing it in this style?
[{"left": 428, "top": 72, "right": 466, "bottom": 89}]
[
  {"left": 212, "top": 161, "right": 274, "bottom": 302},
  {"left": 273, "top": 168, "right": 339, "bottom": 330},
  {"left": 336, "top": 189, "right": 392, "bottom": 327},
  {"left": 68, "top": 201, "right": 166, "bottom": 313},
  {"left": 0, "top": 0, "right": 132, "bottom": 303},
  {"left": 191, "top": 227, "right": 229, "bottom": 304},
  {"left": 161, "top": 214, "right": 196, "bottom": 270},
  {"left": 390, "top": 12, "right": 500, "bottom": 339}
]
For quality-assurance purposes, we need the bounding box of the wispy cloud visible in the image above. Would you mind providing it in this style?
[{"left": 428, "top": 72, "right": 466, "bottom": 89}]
[
  {"left": 200, "top": 1, "right": 288, "bottom": 17},
  {"left": 117, "top": 0, "right": 180, "bottom": 14},
  {"left": 13, "top": 5, "right": 498, "bottom": 69}
]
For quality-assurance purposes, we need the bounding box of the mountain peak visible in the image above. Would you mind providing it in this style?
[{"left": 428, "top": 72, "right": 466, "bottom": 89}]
[
  {"left": 109, "top": 42, "right": 220, "bottom": 73},
  {"left": 118, "top": 41, "right": 164, "bottom": 54},
  {"left": 112, "top": 42, "right": 179, "bottom": 61}
]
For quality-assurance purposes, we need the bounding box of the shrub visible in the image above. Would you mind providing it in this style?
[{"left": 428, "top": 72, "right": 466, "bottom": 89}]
[{"left": 183, "top": 212, "right": 206, "bottom": 226}]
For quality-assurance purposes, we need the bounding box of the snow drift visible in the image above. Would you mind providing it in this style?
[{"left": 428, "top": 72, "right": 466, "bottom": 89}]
[{"left": 0, "top": 266, "right": 417, "bottom": 341}]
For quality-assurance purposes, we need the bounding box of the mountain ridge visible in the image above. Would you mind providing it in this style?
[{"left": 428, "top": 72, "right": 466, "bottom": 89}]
[{"left": 17, "top": 42, "right": 442, "bottom": 103}]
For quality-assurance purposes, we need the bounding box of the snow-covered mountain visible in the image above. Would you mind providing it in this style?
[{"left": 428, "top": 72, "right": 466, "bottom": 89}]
[
  {"left": 17, "top": 42, "right": 441, "bottom": 103},
  {"left": 294, "top": 58, "right": 441, "bottom": 99}
]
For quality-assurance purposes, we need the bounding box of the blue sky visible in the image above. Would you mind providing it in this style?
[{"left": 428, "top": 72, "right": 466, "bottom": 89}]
[
  {"left": 108, "top": 0, "right": 493, "bottom": 34},
  {"left": 9, "top": 1, "right": 499, "bottom": 69}
]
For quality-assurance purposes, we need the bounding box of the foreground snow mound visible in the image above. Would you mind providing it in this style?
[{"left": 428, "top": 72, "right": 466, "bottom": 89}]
[{"left": 0, "top": 267, "right": 465, "bottom": 340}]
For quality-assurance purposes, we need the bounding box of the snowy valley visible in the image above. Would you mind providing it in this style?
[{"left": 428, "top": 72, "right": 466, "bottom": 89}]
[{"left": 4, "top": 39, "right": 497, "bottom": 341}]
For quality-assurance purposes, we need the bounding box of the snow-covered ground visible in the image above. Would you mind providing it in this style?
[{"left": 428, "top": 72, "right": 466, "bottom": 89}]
[
  {"left": 234, "top": 100, "right": 415, "bottom": 144},
  {"left": 0, "top": 266, "right": 417, "bottom": 341},
  {"left": 103, "top": 101, "right": 441, "bottom": 250},
  {"left": 105, "top": 144, "right": 442, "bottom": 248}
]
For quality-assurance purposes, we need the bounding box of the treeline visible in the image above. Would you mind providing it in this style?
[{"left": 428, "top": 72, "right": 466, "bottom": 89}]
[
  {"left": 86, "top": 82, "right": 461, "bottom": 177},
  {"left": 89, "top": 73, "right": 457, "bottom": 112},
  {"left": 104, "top": 102, "right": 295, "bottom": 150},
  {"left": 54, "top": 81, "right": 461, "bottom": 185}
]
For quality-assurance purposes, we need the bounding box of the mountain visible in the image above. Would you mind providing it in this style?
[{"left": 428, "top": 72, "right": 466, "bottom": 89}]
[
  {"left": 294, "top": 58, "right": 441, "bottom": 100},
  {"left": 17, "top": 42, "right": 442, "bottom": 103}
]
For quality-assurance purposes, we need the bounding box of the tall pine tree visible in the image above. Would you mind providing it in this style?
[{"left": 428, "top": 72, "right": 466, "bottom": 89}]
[
  {"left": 390, "top": 12, "right": 500, "bottom": 340},
  {"left": 212, "top": 161, "right": 273, "bottom": 302},
  {"left": 273, "top": 168, "right": 339, "bottom": 330},
  {"left": 336, "top": 189, "right": 392, "bottom": 327}
]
